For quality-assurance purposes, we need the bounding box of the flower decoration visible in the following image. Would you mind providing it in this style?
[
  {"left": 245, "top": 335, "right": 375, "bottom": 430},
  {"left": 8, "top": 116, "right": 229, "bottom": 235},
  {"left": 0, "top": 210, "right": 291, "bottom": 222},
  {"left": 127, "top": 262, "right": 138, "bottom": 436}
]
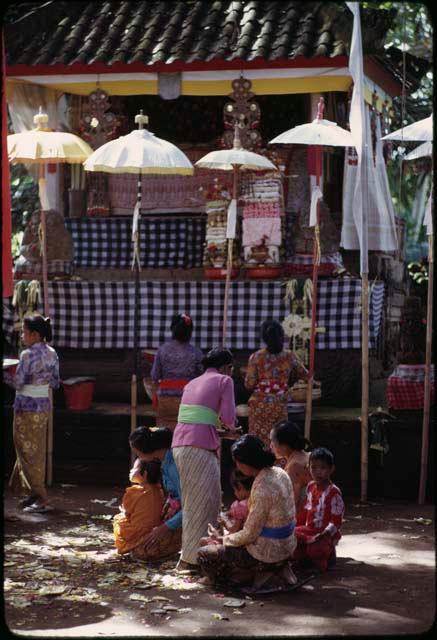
[{"left": 282, "top": 313, "right": 309, "bottom": 338}]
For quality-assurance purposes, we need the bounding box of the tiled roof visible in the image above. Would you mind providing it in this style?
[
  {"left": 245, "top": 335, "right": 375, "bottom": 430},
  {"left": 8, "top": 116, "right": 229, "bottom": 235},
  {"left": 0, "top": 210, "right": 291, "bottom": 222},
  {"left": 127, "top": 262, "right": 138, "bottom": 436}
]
[{"left": 4, "top": 0, "right": 397, "bottom": 68}]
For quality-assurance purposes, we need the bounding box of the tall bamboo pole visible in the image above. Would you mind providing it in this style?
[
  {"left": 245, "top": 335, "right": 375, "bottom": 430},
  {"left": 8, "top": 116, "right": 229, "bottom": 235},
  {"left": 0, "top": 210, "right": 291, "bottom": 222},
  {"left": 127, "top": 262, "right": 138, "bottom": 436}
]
[
  {"left": 418, "top": 233, "right": 434, "bottom": 504},
  {"left": 360, "top": 272, "right": 369, "bottom": 502},
  {"left": 40, "top": 202, "right": 54, "bottom": 487},
  {"left": 131, "top": 169, "right": 141, "bottom": 460},
  {"left": 304, "top": 144, "right": 322, "bottom": 441}
]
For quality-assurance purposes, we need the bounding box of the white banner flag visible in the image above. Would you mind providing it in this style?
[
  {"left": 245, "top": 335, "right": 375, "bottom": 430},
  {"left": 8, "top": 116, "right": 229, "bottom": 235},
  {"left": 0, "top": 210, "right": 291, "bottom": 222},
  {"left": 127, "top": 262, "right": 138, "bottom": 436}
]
[
  {"left": 344, "top": 2, "right": 368, "bottom": 274},
  {"left": 226, "top": 198, "right": 237, "bottom": 239}
]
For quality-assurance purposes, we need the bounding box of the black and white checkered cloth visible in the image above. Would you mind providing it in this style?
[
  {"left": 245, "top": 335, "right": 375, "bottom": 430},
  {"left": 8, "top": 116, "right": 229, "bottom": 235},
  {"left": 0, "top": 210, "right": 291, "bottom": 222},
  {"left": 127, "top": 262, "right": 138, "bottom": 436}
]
[
  {"left": 42, "top": 281, "right": 286, "bottom": 350},
  {"left": 40, "top": 279, "right": 384, "bottom": 351},
  {"left": 2, "top": 297, "right": 16, "bottom": 347},
  {"left": 66, "top": 217, "right": 206, "bottom": 269},
  {"left": 315, "top": 279, "right": 385, "bottom": 349}
]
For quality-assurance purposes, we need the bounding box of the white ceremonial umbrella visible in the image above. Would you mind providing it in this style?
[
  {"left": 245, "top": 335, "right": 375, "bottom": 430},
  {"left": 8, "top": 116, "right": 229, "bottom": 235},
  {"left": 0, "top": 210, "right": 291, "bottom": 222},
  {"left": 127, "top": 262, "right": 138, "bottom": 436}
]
[
  {"left": 195, "top": 125, "right": 276, "bottom": 345},
  {"left": 404, "top": 141, "right": 433, "bottom": 161},
  {"left": 8, "top": 108, "right": 93, "bottom": 315},
  {"left": 269, "top": 97, "right": 355, "bottom": 441},
  {"left": 84, "top": 111, "right": 194, "bottom": 437},
  {"left": 382, "top": 114, "right": 433, "bottom": 142},
  {"left": 7, "top": 107, "right": 93, "bottom": 487}
]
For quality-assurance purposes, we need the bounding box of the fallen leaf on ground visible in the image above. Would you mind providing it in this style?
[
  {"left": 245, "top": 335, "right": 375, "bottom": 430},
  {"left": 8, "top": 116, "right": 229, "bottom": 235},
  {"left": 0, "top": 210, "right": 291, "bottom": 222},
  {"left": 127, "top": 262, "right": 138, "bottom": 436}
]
[
  {"left": 414, "top": 518, "right": 432, "bottom": 525},
  {"left": 38, "top": 585, "right": 67, "bottom": 596},
  {"left": 129, "top": 594, "right": 151, "bottom": 602},
  {"left": 224, "top": 599, "right": 245, "bottom": 608},
  {"left": 212, "top": 613, "right": 229, "bottom": 620}
]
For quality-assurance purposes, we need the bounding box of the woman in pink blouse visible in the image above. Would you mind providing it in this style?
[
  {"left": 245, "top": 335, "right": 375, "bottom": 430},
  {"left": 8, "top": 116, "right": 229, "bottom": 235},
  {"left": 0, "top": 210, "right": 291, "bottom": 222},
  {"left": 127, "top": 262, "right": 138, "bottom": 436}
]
[{"left": 172, "top": 348, "right": 237, "bottom": 570}]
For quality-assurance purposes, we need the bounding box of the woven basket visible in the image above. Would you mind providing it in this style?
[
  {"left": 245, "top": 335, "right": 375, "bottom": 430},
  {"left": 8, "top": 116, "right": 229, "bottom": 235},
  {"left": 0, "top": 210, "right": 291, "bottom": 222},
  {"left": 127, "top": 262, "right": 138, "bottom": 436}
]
[{"left": 290, "top": 385, "right": 322, "bottom": 403}]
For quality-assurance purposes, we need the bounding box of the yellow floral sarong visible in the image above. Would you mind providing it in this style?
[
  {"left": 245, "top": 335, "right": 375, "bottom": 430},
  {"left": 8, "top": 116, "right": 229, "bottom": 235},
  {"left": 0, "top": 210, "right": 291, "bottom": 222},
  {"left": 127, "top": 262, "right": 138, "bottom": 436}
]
[{"left": 9, "top": 411, "right": 48, "bottom": 496}]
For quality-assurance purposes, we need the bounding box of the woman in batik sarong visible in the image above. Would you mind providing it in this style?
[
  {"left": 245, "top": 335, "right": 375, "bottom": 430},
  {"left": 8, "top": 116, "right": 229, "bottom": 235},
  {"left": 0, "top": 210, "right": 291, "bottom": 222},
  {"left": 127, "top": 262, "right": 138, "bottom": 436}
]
[
  {"left": 128, "top": 426, "right": 183, "bottom": 560},
  {"left": 172, "top": 348, "right": 238, "bottom": 571},
  {"left": 5, "top": 314, "right": 60, "bottom": 513},
  {"left": 245, "top": 320, "right": 308, "bottom": 446},
  {"left": 149, "top": 313, "right": 203, "bottom": 429},
  {"left": 197, "top": 434, "right": 297, "bottom": 588}
]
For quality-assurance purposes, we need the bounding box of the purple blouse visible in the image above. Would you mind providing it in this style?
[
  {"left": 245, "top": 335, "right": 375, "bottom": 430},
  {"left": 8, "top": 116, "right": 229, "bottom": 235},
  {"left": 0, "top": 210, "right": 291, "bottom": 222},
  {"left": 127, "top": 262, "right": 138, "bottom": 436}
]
[
  {"left": 151, "top": 340, "right": 203, "bottom": 397},
  {"left": 4, "top": 342, "right": 60, "bottom": 412},
  {"left": 172, "top": 368, "right": 236, "bottom": 451}
]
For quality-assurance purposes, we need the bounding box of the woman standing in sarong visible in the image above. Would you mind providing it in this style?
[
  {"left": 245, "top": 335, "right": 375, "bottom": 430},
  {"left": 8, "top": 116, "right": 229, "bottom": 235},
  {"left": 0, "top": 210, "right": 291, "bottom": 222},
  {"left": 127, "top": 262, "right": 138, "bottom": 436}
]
[
  {"left": 5, "top": 314, "right": 60, "bottom": 513},
  {"left": 245, "top": 320, "right": 308, "bottom": 446},
  {"left": 172, "top": 348, "right": 237, "bottom": 571},
  {"left": 197, "top": 434, "right": 297, "bottom": 588},
  {"left": 149, "top": 313, "right": 203, "bottom": 429}
]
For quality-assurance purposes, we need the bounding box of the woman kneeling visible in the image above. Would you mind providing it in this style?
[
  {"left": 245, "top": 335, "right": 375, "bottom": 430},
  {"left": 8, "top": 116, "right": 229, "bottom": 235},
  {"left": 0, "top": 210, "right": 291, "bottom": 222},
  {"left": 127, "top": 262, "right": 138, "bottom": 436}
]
[{"left": 198, "top": 434, "right": 297, "bottom": 589}]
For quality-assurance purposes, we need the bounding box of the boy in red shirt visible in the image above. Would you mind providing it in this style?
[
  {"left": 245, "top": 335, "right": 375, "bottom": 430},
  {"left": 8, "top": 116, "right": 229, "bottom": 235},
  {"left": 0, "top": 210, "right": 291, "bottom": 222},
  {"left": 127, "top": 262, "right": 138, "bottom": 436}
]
[{"left": 293, "top": 447, "right": 344, "bottom": 572}]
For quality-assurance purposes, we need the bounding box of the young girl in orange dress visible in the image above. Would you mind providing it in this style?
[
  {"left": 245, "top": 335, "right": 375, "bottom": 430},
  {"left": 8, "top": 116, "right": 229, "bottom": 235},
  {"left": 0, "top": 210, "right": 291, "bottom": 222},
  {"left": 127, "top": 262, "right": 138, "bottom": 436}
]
[
  {"left": 293, "top": 447, "right": 345, "bottom": 572},
  {"left": 270, "top": 420, "right": 312, "bottom": 525},
  {"left": 113, "top": 460, "right": 164, "bottom": 555},
  {"left": 245, "top": 320, "right": 308, "bottom": 446}
]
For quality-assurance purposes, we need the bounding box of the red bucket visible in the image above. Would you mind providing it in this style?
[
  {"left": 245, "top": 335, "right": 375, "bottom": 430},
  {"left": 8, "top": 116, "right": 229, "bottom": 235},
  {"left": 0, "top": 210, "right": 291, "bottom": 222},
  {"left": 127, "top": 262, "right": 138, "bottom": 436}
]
[{"left": 62, "top": 377, "right": 95, "bottom": 411}]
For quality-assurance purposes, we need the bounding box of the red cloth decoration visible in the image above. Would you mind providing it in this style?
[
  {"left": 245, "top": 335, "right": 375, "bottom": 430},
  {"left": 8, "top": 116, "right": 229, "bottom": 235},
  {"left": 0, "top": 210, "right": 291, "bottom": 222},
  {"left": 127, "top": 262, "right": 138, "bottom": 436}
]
[
  {"left": 307, "top": 146, "right": 318, "bottom": 176},
  {"left": 2, "top": 30, "right": 13, "bottom": 297},
  {"left": 387, "top": 378, "right": 434, "bottom": 410}
]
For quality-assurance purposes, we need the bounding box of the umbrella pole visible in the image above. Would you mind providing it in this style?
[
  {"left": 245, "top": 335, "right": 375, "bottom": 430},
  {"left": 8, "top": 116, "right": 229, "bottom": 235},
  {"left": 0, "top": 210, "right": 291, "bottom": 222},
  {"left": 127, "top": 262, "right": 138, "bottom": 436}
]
[
  {"left": 131, "top": 172, "right": 141, "bottom": 461},
  {"left": 418, "top": 233, "right": 434, "bottom": 504},
  {"left": 304, "top": 147, "right": 322, "bottom": 441},
  {"left": 360, "top": 272, "right": 369, "bottom": 502},
  {"left": 38, "top": 171, "right": 54, "bottom": 487},
  {"left": 222, "top": 165, "right": 239, "bottom": 346}
]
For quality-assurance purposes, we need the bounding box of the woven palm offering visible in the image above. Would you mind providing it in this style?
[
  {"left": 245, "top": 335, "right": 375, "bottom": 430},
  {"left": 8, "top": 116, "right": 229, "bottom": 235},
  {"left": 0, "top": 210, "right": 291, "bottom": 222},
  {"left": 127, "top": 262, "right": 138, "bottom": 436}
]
[{"left": 290, "top": 380, "right": 321, "bottom": 403}]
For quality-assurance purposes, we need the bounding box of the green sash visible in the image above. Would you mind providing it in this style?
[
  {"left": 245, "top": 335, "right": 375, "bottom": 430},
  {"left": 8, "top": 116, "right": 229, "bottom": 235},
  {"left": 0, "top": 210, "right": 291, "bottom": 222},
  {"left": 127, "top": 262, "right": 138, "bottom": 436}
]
[{"left": 178, "top": 403, "right": 219, "bottom": 426}]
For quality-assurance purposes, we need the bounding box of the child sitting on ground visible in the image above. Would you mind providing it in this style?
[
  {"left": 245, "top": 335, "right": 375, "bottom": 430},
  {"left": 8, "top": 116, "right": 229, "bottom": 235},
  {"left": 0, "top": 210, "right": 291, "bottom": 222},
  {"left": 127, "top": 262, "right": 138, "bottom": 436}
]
[
  {"left": 200, "top": 470, "right": 253, "bottom": 545},
  {"left": 293, "top": 447, "right": 345, "bottom": 572},
  {"left": 113, "top": 460, "right": 164, "bottom": 555}
]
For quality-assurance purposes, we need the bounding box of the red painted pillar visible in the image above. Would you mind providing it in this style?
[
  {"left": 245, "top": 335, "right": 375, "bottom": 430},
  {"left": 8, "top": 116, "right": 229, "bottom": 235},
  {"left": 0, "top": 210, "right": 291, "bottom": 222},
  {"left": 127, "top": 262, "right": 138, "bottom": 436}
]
[{"left": 2, "top": 30, "right": 13, "bottom": 297}]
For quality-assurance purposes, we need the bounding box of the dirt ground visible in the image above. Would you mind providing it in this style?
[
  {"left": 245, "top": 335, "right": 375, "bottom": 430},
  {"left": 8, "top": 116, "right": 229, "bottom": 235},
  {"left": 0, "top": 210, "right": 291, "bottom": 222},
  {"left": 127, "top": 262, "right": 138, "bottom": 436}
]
[{"left": 3, "top": 484, "right": 435, "bottom": 638}]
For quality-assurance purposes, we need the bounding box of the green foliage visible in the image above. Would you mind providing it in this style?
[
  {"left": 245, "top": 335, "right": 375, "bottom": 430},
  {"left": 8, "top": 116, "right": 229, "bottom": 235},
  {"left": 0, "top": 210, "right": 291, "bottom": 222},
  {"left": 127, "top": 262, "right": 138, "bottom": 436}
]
[
  {"left": 10, "top": 163, "right": 39, "bottom": 232},
  {"left": 10, "top": 163, "right": 40, "bottom": 262}
]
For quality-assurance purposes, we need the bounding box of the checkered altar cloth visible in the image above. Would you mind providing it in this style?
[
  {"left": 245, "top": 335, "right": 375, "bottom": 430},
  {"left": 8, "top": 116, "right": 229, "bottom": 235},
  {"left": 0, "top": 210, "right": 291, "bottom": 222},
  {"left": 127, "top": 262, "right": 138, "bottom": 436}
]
[
  {"left": 65, "top": 217, "right": 206, "bottom": 269},
  {"left": 2, "top": 297, "right": 16, "bottom": 347},
  {"left": 387, "top": 364, "right": 435, "bottom": 410},
  {"left": 41, "top": 279, "right": 384, "bottom": 351}
]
